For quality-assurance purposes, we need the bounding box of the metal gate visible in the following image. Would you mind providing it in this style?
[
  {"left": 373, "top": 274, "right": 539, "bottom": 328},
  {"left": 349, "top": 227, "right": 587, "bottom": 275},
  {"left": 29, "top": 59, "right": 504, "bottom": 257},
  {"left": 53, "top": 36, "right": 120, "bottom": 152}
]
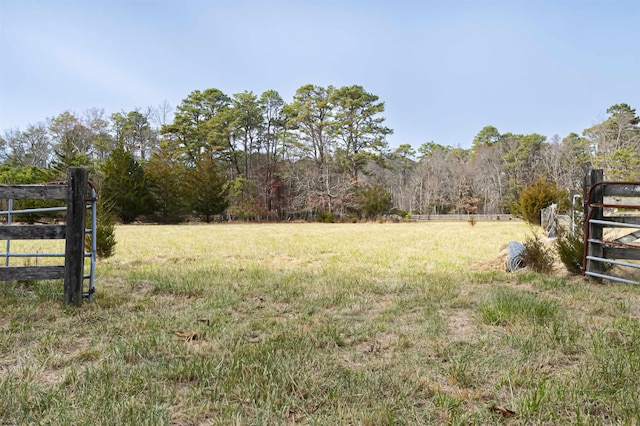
[{"left": 583, "top": 169, "right": 640, "bottom": 285}]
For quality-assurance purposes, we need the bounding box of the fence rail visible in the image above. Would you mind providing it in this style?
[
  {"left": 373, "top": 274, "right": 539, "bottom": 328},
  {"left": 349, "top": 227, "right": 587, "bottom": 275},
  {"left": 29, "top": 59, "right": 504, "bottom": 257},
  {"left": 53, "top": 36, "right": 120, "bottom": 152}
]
[
  {"left": 0, "top": 185, "right": 68, "bottom": 200},
  {"left": 412, "top": 214, "right": 517, "bottom": 221},
  {"left": 0, "top": 168, "right": 95, "bottom": 304}
]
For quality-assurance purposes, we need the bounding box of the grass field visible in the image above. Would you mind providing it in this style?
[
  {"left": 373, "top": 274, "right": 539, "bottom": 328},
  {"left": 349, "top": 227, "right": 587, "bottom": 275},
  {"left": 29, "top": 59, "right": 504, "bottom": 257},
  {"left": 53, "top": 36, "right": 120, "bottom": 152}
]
[{"left": 2, "top": 222, "right": 640, "bottom": 425}]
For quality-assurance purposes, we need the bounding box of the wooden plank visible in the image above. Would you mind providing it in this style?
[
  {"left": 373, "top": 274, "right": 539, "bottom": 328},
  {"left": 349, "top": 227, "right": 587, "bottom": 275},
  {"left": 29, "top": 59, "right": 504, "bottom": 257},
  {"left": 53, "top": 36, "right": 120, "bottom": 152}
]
[
  {"left": 616, "top": 230, "right": 640, "bottom": 244},
  {"left": 604, "top": 184, "right": 640, "bottom": 197},
  {"left": 604, "top": 196, "right": 640, "bottom": 208},
  {"left": 0, "top": 266, "right": 65, "bottom": 280},
  {"left": 63, "top": 168, "right": 88, "bottom": 306},
  {"left": 0, "top": 225, "right": 66, "bottom": 240},
  {"left": 603, "top": 247, "right": 640, "bottom": 261},
  {"left": 0, "top": 185, "right": 67, "bottom": 200}
]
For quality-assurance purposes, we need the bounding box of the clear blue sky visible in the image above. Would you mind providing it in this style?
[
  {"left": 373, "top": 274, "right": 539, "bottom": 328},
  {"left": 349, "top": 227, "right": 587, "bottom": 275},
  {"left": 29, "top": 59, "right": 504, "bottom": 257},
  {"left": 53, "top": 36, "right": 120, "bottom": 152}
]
[{"left": 1, "top": 0, "right": 639, "bottom": 149}]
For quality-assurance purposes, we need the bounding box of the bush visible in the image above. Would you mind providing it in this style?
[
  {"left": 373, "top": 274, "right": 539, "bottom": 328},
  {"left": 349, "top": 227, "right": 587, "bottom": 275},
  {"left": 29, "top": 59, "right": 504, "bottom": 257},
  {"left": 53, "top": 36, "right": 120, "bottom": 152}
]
[
  {"left": 356, "top": 183, "right": 393, "bottom": 220},
  {"left": 555, "top": 221, "right": 584, "bottom": 275},
  {"left": 95, "top": 216, "right": 117, "bottom": 258},
  {"left": 523, "top": 233, "right": 554, "bottom": 273},
  {"left": 316, "top": 210, "right": 335, "bottom": 223},
  {"left": 518, "top": 177, "right": 566, "bottom": 225},
  {"left": 226, "top": 176, "right": 264, "bottom": 221},
  {"left": 88, "top": 195, "right": 117, "bottom": 259}
]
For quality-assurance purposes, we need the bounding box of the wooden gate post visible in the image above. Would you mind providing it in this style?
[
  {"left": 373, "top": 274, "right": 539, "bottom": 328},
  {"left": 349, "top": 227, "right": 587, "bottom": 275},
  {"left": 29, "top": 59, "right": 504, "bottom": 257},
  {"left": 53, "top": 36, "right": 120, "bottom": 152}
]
[
  {"left": 584, "top": 169, "right": 604, "bottom": 280},
  {"left": 63, "top": 168, "right": 88, "bottom": 305}
]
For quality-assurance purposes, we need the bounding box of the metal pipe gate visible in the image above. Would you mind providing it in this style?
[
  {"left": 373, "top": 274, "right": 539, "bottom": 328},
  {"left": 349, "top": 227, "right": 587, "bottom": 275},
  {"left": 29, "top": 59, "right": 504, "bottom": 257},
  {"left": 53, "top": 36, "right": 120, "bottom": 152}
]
[{"left": 583, "top": 169, "right": 640, "bottom": 285}]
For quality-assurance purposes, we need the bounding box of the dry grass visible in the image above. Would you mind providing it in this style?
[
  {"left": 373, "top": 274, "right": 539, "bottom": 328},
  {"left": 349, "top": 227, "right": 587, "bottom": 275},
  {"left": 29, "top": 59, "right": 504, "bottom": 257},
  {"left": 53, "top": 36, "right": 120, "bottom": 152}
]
[{"left": 2, "top": 221, "right": 640, "bottom": 424}]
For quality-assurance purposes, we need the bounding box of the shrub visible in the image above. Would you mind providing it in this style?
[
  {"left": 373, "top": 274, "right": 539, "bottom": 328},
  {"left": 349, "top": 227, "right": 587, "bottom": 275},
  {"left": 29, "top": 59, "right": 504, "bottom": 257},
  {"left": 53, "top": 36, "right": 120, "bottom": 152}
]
[
  {"left": 224, "top": 175, "right": 263, "bottom": 221},
  {"left": 356, "top": 183, "right": 393, "bottom": 220},
  {"left": 316, "top": 210, "right": 335, "bottom": 223},
  {"left": 87, "top": 195, "right": 117, "bottom": 259},
  {"left": 555, "top": 222, "right": 584, "bottom": 275},
  {"left": 518, "top": 177, "right": 566, "bottom": 225},
  {"left": 95, "top": 215, "right": 117, "bottom": 258},
  {"left": 523, "top": 232, "right": 554, "bottom": 273}
]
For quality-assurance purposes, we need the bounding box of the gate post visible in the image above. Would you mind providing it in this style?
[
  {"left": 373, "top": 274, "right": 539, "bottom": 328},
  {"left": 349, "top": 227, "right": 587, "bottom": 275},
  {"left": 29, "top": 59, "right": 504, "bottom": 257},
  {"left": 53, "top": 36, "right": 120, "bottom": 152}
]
[
  {"left": 585, "top": 169, "right": 604, "bottom": 280},
  {"left": 63, "top": 168, "right": 88, "bottom": 305}
]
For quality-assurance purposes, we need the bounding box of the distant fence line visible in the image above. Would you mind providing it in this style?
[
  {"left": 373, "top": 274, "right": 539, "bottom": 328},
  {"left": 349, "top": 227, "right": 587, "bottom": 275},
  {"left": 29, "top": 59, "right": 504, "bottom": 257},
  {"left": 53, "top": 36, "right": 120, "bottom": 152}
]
[{"left": 411, "top": 214, "right": 517, "bottom": 221}]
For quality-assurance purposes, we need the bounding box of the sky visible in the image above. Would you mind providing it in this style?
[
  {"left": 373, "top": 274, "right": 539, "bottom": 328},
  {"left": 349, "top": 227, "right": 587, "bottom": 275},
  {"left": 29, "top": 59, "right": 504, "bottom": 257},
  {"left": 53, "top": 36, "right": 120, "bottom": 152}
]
[{"left": 1, "top": 0, "right": 639, "bottom": 150}]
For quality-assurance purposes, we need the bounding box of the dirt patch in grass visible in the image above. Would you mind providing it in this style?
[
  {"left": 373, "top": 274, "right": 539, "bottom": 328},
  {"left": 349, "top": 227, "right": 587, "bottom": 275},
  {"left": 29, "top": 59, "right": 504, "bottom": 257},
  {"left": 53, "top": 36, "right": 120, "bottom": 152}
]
[{"left": 441, "top": 308, "right": 477, "bottom": 342}]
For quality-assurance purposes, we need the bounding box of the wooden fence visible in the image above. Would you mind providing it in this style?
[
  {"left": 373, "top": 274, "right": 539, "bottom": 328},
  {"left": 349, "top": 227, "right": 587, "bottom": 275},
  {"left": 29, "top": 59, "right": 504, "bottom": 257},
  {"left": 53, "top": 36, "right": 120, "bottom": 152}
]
[
  {"left": 0, "top": 168, "right": 90, "bottom": 305},
  {"left": 583, "top": 169, "right": 640, "bottom": 284},
  {"left": 412, "top": 213, "right": 517, "bottom": 221}
]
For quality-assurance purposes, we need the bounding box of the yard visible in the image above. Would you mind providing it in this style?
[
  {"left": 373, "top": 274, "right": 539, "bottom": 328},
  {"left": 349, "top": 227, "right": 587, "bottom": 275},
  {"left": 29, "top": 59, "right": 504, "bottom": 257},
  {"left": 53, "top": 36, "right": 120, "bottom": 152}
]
[{"left": 1, "top": 222, "right": 639, "bottom": 424}]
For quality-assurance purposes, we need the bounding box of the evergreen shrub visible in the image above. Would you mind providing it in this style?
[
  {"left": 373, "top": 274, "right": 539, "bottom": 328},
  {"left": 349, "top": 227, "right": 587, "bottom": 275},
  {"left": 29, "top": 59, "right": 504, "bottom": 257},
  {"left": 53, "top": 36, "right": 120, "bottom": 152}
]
[
  {"left": 555, "top": 216, "right": 584, "bottom": 275},
  {"left": 523, "top": 233, "right": 554, "bottom": 273},
  {"left": 518, "top": 177, "right": 566, "bottom": 225}
]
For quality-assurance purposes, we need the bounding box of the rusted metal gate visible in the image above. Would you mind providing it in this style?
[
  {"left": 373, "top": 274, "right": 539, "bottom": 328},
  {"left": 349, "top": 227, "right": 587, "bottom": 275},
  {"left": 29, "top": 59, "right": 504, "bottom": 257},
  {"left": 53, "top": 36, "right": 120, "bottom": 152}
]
[{"left": 583, "top": 169, "right": 640, "bottom": 284}]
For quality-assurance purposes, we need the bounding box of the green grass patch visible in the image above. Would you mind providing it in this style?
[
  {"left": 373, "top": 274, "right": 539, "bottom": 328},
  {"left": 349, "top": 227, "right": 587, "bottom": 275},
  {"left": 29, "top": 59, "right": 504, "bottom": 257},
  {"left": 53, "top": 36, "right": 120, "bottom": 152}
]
[{"left": 478, "top": 286, "right": 561, "bottom": 327}]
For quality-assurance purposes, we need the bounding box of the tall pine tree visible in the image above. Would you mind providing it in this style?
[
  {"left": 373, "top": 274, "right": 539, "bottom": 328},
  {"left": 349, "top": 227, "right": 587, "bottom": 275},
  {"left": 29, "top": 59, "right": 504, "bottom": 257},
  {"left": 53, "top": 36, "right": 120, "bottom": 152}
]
[{"left": 102, "top": 145, "right": 153, "bottom": 223}]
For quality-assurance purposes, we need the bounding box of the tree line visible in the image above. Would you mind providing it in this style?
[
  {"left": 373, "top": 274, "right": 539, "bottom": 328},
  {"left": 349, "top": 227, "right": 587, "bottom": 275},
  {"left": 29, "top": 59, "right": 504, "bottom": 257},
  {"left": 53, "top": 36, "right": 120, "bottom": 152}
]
[{"left": 1, "top": 85, "right": 638, "bottom": 223}]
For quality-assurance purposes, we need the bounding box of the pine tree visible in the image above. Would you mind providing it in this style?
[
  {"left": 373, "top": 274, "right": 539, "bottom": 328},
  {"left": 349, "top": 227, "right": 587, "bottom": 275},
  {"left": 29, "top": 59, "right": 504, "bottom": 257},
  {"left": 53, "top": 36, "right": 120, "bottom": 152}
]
[
  {"left": 102, "top": 145, "right": 153, "bottom": 223},
  {"left": 187, "top": 157, "right": 229, "bottom": 222},
  {"left": 145, "top": 142, "right": 190, "bottom": 223}
]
